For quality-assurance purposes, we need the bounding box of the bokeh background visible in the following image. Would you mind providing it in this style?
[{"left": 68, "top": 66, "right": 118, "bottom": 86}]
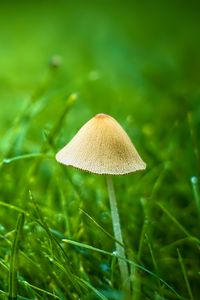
[{"left": 0, "top": 0, "right": 200, "bottom": 299}]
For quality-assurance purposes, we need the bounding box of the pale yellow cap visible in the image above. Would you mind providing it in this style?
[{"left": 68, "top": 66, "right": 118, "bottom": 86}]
[{"left": 56, "top": 113, "right": 146, "bottom": 175}]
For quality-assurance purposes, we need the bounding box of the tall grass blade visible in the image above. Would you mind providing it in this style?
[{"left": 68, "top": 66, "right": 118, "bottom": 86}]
[
  {"left": 157, "top": 203, "right": 200, "bottom": 243},
  {"left": 80, "top": 208, "right": 124, "bottom": 247},
  {"left": 8, "top": 213, "right": 25, "bottom": 300},
  {"left": 177, "top": 249, "right": 194, "bottom": 300},
  {"left": 75, "top": 276, "right": 109, "bottom": 300}
]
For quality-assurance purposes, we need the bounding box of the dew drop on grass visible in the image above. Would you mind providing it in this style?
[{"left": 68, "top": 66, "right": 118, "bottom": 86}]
[
  {"left": 191, "top": 176, "right": 198, "bottom": 184},
  {"left": 0, "top": 224, "right": 5, "bottom": 233},
  {"left": 3, "top": 158, "right": 11, "bottom": 164}
]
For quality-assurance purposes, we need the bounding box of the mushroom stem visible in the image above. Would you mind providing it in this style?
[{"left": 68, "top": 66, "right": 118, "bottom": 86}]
[{"left": 106, "top": 175, "right": 130, "bottom": 294}]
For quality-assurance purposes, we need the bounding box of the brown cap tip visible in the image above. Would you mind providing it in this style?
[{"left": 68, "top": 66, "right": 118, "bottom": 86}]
[
  {"left": 56, "top": 114, "right": 146, "bottom": 175},
  {"left": 95, "top": 113, "right": 110, "bottom": 119}
]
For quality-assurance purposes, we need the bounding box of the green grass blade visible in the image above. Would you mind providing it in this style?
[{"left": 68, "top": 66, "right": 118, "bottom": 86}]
[
  {"left": 47, "top": 93, "right": 77, "bottom": 145},
  {"left": 21, "top": 281, "right": 60, "bottom": 299},
  {"left": 0, "top": 289, "right": 30, "bottom": 300},
  {"left": 80, "top": 208, "right": 124, "bottom": 247},
  {"left": 8, "top": 213, "right": 25, "bottom": 299},
  {"left": 0, "top": 258, "right": 9, "bottom": 271},
  {"left": 75, "top": 276, "right": 109, "bottom": 300},
  {"left": 62, "top": 239, "right": 181, "bottom": 298},
  {"left": 0, "top": 201, "right": 30, "bottom": 217},
  {"left": 177, "top": 249, "right": 194, "bottom": 300},
  {"left": 0, "top": 289, "right": 7, "bottom": 297},
  {"left": 137, "top": 217, "right": 148, "bottom": 261},
  {"left": 157, "top": 203, "right": 200, "bottom": 243},
  {"left": 2, "top": 153, "right": 53, "bottom": 165},
  {"left": 145, "top": 234, "right": 159, "bottom": 274}
]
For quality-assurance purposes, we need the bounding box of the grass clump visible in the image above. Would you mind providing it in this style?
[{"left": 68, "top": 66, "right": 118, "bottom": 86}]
[{"left": 0, "top": 1, "right": 200, "bottom": 299}]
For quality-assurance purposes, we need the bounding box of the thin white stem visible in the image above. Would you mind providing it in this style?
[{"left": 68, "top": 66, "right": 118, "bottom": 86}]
[{"left": 106, "top": 175, "right": 130, "bottom": 294}]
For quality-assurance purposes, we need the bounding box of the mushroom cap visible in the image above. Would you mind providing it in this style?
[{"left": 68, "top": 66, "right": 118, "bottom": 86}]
[{"left": 56, "top": 113, "right": 146, "bottom": 175}]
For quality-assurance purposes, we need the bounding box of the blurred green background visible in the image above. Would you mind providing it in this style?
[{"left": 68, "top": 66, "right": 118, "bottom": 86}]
[{"left": 0, "top": 0, "right": 200, "bottom": 299}]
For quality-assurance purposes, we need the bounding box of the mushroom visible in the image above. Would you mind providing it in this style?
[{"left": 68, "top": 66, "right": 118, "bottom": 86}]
[{"left": 56, "top": 113, "right": 146, "bottom": 293}]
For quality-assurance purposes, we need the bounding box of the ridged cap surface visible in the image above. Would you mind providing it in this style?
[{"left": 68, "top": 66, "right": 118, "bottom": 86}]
[{"left": 56, "top": 113, "right": 146, "bottom": 175}]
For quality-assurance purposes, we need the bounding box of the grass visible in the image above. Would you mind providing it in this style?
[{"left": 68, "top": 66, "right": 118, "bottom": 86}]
[{"left": 0, "top": 0, "right": 200, "bottom": 299}]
